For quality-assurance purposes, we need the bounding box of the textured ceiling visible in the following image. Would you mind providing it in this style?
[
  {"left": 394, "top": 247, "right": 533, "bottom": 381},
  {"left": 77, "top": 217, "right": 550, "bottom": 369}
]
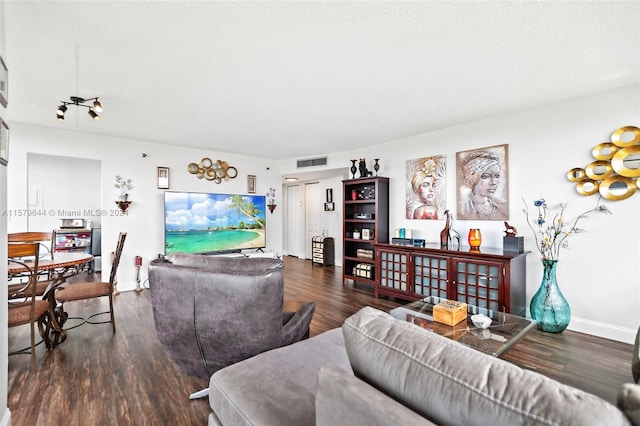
[{"left": 5, "top": 1, "right": 640, "bottom": 160}]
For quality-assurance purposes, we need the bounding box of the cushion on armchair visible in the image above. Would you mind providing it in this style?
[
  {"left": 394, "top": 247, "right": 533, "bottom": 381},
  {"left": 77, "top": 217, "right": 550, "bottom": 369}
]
[
  {"left": 342, "top": 307, "right": 631, "bottom": 426},
  {"left": 148, "top": 254, "right": 315, "bottom": 381}
]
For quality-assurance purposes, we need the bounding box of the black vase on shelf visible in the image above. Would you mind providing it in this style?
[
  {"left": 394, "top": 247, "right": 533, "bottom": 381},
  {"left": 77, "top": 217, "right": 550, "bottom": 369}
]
[
  {"left": 350, "top": 160, "right": 357, "bottom": 179},
  {"left": 373, "top": 159, "right": 380, "bottom": 175}
]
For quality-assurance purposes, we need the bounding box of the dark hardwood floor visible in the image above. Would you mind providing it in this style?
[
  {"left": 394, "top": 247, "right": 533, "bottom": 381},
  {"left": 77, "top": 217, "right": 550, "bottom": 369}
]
[{"left": 8, "top": 256, "right": 634, "bottom": 425}]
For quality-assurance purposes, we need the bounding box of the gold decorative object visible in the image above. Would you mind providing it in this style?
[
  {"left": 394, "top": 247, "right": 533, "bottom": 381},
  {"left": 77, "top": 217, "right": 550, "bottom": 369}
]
[
  {"left": 592, "top": 143, "right": 618, "bottom": 160},
  {"left": 611, "top": 126, "right": 640, "bottom": 147},
  {"left": 567, "top": 125, "right": 640, "bottom": 200},
  {"left": 585, "top": 161, "right": 613, "bottom": 180},
  {"left": 611, "top": 145, "right": 640, "bottom": 178},
  {"left": 566, "top": 168, "right": 586, "bottom": 182},
  {"left": 599, "top": 175, "right": 637, "bottom": 201},
  {"left": 187, "top": 157, "right": 238, "bottom": 183}
]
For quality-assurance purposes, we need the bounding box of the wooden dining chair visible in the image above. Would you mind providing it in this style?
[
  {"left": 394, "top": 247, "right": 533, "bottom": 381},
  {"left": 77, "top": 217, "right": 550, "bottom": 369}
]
[
  {"left": 55, "top": 232, "right": 127, "bottom": 333},
  {"left": 8, "top": 230, "right": 56, "bottom": 297},
  {"left": 8, "top": 242, "right": 53, "bottom": 371}
]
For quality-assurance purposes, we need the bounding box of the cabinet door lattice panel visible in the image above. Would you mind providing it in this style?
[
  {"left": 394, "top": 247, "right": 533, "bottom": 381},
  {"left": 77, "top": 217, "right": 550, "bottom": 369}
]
[
  {"left": 413, "top": 255, "right": 448, "bottom": 299},
  {"left": 454, "top": 260, "right": 502, "bottom": 312},
  {"left": 379, "top": 251, "right": 408, "bottom": 292}
]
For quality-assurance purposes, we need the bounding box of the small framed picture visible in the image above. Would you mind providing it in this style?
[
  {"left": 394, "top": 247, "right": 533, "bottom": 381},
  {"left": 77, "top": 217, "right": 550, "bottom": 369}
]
[
  {"left": 157, "top": 166, "right": 170, "bottom": 189},
  {"left": 326, "top": 188, "right": 333, "bottom": 203},
  {"left": 247, "top": 175, "right": 256, "bottom": 193},
  {"left": 324, "top": 202, "right": 334, "bottom": 211},
  {"left": 0, "top": 56, "right": 7, "bottom": 108},
  {"left": 0, "top": 118, "right": 9, "bottom": 166}
]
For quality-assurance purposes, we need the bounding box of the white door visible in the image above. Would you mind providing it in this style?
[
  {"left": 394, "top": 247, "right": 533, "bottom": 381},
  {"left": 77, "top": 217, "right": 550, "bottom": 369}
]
[
  {"left": 304, "top": 183, "right": 321, "bottom": 259},
  {"left": 286, "top": 185, "right": 305, "bottom": 258}
]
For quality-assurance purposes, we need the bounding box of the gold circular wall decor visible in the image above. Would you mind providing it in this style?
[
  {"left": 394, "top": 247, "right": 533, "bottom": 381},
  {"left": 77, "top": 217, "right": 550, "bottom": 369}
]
[
  {"left": 187, "top": 163, "right": 199, "bottom": 174},
  {"left": 592, "top": 142, "right": 618, "bottom": 160},
  {"left": 611, "top": 126, "right": 640, "bottom": 148},
  {"left": 585, "top": 160, "right": 613, "bottom": 180},
  {"left": 187, "top": 157, "right": 238, "bottom": 183},
  {"left": 576, "top": 179, "right": 599, "bottom": 196},
  {"left": 611, "top": 145, "right": 640, "bottom": 178},
  {"left": 599, "top": 175, "right": 637, "bottom": 201},
  {"left": 566, "top": 168, "right": 586, "bottom": 182}
]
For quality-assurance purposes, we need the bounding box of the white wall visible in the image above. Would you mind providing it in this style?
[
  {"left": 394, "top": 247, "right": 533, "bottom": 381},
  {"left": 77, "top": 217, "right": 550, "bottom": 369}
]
[
  {"left": 280, "top": 85, "right": 640, "bottom": 344},
  {"left": 1, "top": 0, "right": 9, "bottom": 422},
  {"left": 27, "top": 153, "right": 102, "bottom": 230},
  {"left": 7, "top": 125, "right": 283, "bottom": 291}
]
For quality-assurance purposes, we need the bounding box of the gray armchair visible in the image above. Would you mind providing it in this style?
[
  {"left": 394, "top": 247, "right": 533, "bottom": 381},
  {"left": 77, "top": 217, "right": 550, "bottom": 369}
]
[{"left": 148, "top": 253, "right": 315, "bottom": 382}]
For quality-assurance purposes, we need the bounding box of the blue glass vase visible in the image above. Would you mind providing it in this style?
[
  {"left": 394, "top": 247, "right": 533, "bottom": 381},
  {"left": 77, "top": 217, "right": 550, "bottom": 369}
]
[{"left": 530, "top": 259, "right": 571, "bottom": 333}]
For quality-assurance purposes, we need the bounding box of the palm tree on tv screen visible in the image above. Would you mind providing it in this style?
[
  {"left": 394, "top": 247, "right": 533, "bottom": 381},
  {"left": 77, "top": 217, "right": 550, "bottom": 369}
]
[{"left": 228, "top": 195, "right": 265, "bottom": 229}]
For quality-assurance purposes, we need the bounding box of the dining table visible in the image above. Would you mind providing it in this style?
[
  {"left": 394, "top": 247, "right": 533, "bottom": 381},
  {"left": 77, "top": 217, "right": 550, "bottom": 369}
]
[{"left": 7, "top": 251, "right": 94, "bottom": 345}]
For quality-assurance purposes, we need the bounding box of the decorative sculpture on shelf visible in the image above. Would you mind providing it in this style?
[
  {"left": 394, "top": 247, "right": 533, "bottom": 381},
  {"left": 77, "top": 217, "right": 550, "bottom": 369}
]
[
  {"left": 358, "top": 158, "right": 369, "bottom": 178},
  {"left": 504, "top": 221, "right": 518, "bottom": 236},
  {"left": 440, "top": 210, "right": 461, "bottom": 250},
  {"left": 440, "top": 210, "right": 451, "bottom": 248}
]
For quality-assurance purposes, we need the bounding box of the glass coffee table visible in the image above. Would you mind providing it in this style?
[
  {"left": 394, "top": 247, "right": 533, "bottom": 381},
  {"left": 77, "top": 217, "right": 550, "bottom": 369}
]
[{"left": 389, "top": 296, "right": 536, "bottom": 357}]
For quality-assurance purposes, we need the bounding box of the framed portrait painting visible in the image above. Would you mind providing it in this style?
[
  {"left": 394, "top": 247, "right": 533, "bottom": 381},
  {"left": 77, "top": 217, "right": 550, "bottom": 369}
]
[
  {"left": 0, "top": 56, "right": 7, "bottom": 108},
  {"left": 406, "top": 155, "right": 446, "bottom": 219},
  {"left": 0, "top": 118, "right": 9, "bottom": 166},
  {"left": 456, "top": 144, "right": 509, "bottom": 220},
  {"left": 157, "top": 166, "right": 170, "bottom": 189},
  {"left": 247, "top": 175, "right": 256, "bottom": 193}
]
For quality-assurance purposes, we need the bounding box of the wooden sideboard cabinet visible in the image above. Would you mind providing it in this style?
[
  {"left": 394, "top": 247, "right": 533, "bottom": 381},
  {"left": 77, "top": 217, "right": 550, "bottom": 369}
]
[
  {"left": 342, "top": 177, "right": 389, "bottom": 288},
  {"left": 374, "top": 243, "right": 528, "bottom": 315}
]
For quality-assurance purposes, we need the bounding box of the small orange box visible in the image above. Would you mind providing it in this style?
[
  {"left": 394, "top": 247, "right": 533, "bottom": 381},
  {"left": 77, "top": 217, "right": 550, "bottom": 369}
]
[{"left": 433, "top": 300, "right": 468, "bottom": 326}]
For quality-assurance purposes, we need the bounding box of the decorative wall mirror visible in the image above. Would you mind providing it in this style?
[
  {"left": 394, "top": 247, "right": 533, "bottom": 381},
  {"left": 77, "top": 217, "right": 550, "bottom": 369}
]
[
  {"left": 567, "top": 125, "right": 640, "bottom": 201},
  {"left": 611, "top": 145, "right": 640, "bottom": 178},
  {"left": 585, "top": 161, "right": 613, "bottom": 180},
  {"left": 599, "top": 175, "right": 636, "bottom": 201}
]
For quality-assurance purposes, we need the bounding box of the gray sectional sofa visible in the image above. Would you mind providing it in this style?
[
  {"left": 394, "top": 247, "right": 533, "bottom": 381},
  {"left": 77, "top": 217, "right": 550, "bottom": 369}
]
[{"left": 209, "top": 307, "right": 640, "bottom": 426}]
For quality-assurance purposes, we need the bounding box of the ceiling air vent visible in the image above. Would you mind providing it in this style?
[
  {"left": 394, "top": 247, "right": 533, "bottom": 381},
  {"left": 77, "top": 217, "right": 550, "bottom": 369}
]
[{"left": 297, "top": 157, "right": 327, "bottom": 168}]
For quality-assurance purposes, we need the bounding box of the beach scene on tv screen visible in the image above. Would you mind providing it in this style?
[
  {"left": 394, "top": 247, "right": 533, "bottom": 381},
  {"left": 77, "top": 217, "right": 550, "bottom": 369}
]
[{"left": 165, "top": 192, "right": 266, "bottom": 254}]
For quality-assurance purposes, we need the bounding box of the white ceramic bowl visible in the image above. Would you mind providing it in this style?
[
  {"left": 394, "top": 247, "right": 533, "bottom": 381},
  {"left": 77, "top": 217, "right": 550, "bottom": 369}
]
[{"left": 471, "top": 314, "right": 492, "bottom": 329}]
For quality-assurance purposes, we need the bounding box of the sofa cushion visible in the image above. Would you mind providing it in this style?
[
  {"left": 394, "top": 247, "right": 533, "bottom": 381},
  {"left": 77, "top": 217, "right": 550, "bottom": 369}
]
[
  {"left": 167, "top": 252, "right": 282, "bottom": 273},
  {"left": 618, "top": 383, "right": 640, "bottom": 425},
  {"left": 315, "top": 364, "right": 435, "bottom": 426},
  {"left": 209, "top": 328, "right": 350, "bottom": 426},
  {"left": 342, "top": 307, "right": 631, "bottom": 426}
]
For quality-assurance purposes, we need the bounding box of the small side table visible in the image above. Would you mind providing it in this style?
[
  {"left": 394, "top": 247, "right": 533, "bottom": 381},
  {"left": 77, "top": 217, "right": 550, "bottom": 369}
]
[{"left": 312, "top": 236, "right": 334, "bottom": 266}]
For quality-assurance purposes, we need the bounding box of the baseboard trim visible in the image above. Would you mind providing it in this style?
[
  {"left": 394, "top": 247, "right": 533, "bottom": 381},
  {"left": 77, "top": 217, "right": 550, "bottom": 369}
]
[
  {"left": 1, "top": 407, "right": 11, "bottom": 426},
  {"left": 567, "top": 317, "right": 636, "bottom": 345}
]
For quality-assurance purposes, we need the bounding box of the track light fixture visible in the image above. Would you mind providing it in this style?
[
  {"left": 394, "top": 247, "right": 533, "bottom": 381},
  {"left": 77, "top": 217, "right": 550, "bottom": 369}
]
[{"left": 55, "top": 96, "right": 103, "bottom": 121}]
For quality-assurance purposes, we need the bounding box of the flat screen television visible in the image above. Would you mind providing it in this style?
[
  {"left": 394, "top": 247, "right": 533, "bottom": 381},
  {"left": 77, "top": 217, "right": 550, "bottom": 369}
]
[{"left": 164, "top": 191, "right": 266, "bottom": 255}]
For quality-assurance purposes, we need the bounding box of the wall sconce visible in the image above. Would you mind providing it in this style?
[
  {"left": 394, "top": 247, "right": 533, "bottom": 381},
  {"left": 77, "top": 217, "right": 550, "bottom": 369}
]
[
  {"left": 115, "top": 201, "right": 132, "bottom": 213},
  {"left": 115, "top": 175, "right": 133, "bottom": 213},
  {"left": 56, "top": 96, "right": 103, "bottom": 121},
  {"left": 267, "top": 187, "right": 276, "bottom": 214}
]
